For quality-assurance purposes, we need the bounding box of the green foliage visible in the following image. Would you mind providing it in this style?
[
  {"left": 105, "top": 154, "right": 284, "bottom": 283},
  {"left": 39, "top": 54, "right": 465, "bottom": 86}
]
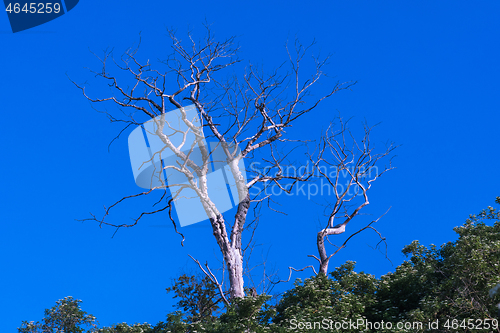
[
  {"left": 142, "top": 294, "right": 282, "bottom": 333},
  {"left": 20, "top": 197, "right": 500, "bottom": 333},
  {"left": 414, "top": 200, "right": 500, "bottom": 326},
  {"left": 158, "top": 275, "right": 280, "bottom": 332},
  {"left": 368, "top": 242, "right": 438, "bottom": 323},
  {"left": 369, "top": 197, "right": 500, "bottom": 332},
  {"left": 273, "top": 262, "right": 378, "bottom": 332},
  {"left": 18, "top": 296, "right": 98, "bottom": 333},
  {"left": 165, "top": 274, "right": 222, "bottom": 324},
  {"left": 212, "top": 294, "right": 284, "bottom": 333},
  {"left": 149, "top": 312, "right": 189, "bottom": 333},
  {"left": 97, "top": 323, "right": 153, "bottom": 333},
  {"left": 271, "top": 198, "right": 500, "bottom": 332}
]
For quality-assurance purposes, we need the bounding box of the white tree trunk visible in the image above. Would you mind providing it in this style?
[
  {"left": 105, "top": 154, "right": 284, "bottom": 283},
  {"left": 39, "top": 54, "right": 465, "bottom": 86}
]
[{"left": 317, "top": 224, "right": 346, "bottom": 275}]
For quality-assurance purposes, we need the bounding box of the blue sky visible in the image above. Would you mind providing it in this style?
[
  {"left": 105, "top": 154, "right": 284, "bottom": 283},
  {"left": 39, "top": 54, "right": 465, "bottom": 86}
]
[{"left": 1, "top": 1, "right": 500, "bottom": 331}]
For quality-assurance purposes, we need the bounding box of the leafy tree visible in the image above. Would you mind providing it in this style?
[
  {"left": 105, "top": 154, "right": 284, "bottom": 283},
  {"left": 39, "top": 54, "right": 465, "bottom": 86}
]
[
  {"left": 22, "top": 198, "right": 500, "bottom": 333},
  {"left": 370, "top": 197, "right": 500, "bottom": 332},
  {"left": 273, "top": 197, "right": 500, "bottom": 333},
  {"left": 208, "top": 294, "right": 279, "bottom": 333},
  {"left": 165, "top": 274, "right": 222, "bottom": 324},
  {"left": 18, "top": 296, "right": 98, "bottom": 333},
  {"left": 159, "top": 274, "right": 280, "bottom": 332},
  {"left": 273, "top": 261, "right": 378, "bottom": 332},
  {"left": 97, "top": 323, "right": 153, "bottom": 333},
  {"left": 367, "top": 246, "right": 438, "bottom": 323}
]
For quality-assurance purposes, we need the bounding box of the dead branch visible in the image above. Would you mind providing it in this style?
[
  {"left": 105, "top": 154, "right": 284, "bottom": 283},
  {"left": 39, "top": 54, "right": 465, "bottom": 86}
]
[{"left": 72, "top": 25, "right": 353, "bottom": 299}]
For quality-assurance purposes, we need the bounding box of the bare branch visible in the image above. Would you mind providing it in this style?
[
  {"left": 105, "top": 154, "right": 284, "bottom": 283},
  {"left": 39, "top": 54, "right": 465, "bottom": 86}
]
[
  {"left": 188, "top": 254, "right": 230, "bottom": 307},
  {"left": 74, "top": 26, "right": 359, "bottom": 300},
  {"left": 270, "top": 265, "right": 318, "bottom": 285}
]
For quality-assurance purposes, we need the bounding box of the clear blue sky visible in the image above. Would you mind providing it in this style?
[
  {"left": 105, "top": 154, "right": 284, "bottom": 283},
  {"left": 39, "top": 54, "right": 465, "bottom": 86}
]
[{"left": 1, "top": 1, "right": 499, "bottom": 331}]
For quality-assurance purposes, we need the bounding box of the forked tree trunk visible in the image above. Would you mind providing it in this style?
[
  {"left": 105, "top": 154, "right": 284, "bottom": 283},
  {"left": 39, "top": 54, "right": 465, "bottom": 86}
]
[
  {"left": 205, "top": 213, "right": 246, "bottom": 299},
  {"left": 227, "top": 248, "right": 245, "bottom": 298},
  {"left": 203, "top": 176, "right": 249, "bottom": 300},
  {"left": 317, "top": 224, "right": 346, "bottom": 275}
]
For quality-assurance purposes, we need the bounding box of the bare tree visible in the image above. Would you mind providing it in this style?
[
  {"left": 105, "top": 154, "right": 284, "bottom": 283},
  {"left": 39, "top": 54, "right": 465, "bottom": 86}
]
[
  {"left": 72, "top": 25, "right": 353, "bottom": 300},
  {"left": 308, "top": 119, "right": 396, "bottom": 275},
  {"left": 270, "top": 120, "right": 396, "bottom": 284}
]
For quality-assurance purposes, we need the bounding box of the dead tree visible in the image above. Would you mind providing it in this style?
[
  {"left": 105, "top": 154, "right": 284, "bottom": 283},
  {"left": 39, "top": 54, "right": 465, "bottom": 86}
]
[
  {"left": 72, "top": 26, "right": 353, "bottom": 300},
  {"left": 308, "top": 119, "right": 396, "bottom": 275}
]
